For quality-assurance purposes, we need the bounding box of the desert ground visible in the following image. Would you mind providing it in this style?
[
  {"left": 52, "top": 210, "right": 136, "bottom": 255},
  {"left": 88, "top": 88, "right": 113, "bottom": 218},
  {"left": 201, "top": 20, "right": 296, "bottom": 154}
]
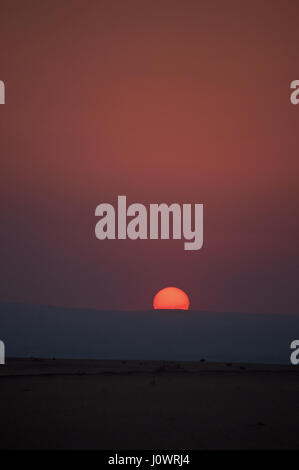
[{"left": 0, "top": 358, "right": 298, "bottom": 449}]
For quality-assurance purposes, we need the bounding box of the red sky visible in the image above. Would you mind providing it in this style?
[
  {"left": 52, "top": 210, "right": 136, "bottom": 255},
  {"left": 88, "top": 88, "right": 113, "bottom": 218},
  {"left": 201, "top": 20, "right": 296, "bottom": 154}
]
[{"left": 0, "top": 0, "right": 298, "bottom": 313}]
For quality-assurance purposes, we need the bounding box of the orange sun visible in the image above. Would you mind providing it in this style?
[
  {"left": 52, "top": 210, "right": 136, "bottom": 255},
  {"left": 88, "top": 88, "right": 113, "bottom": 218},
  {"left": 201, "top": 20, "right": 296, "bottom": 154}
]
[{"left": 153, "top": 287, "right": 190, "bottom": 310}]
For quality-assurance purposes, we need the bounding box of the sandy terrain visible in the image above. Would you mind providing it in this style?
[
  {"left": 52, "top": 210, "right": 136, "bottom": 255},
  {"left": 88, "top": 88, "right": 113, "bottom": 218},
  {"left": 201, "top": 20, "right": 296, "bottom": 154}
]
[{"left": 0, "top": 358, "right": 298, "bottom": 449}]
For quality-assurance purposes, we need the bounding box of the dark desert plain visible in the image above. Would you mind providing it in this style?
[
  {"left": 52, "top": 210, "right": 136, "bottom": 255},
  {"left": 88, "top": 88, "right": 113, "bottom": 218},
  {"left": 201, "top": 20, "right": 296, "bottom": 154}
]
[
  {"left": 1, "top": 303, "right": 299, "bottom": 449},
  {"left": 0, "top": 358, "right": 299, "bottom": 450}
]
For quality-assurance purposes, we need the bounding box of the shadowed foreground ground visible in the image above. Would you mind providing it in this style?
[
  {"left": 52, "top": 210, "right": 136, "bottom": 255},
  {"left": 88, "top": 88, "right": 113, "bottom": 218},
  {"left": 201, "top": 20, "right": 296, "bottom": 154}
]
[{"left": 0, "top": 359, "right": 298, "bottom": 449}]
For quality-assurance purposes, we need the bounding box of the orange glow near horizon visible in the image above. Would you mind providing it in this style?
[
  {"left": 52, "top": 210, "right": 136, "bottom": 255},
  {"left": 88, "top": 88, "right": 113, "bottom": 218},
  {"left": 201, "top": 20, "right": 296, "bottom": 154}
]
[{"left": 153, "top": 287, "right": 190, "bottom": 310}]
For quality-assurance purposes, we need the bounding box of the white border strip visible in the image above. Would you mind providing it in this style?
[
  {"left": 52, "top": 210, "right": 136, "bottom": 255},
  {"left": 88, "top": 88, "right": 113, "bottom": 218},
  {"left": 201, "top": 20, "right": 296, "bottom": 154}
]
[{"left": 0, "top": 340, "right": 5, "bottom": 364}]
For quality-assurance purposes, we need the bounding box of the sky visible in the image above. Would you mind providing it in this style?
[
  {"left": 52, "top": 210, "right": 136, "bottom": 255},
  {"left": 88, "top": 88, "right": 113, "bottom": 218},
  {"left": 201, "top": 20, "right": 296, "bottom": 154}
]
[{"left": 0, "top": 0, "right": 298, "bottom": 313}]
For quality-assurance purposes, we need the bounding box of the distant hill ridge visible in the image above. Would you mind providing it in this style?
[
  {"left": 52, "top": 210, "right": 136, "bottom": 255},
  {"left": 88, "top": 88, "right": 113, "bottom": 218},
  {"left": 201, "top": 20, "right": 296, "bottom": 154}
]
[{"left": 0, "top": 301, "right": 298, "bottom": 364}]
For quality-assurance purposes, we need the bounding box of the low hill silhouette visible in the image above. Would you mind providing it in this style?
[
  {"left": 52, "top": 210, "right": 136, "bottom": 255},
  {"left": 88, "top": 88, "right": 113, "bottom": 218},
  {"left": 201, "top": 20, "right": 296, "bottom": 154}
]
[{"left": 0, "top": 302, "right": 298, "bottom": 363}]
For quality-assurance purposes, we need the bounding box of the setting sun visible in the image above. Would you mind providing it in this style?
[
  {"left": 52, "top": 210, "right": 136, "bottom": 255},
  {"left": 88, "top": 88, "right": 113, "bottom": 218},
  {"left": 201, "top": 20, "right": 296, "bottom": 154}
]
[{"left": 153, "top": 287, "right": 190, "bottom": 310}]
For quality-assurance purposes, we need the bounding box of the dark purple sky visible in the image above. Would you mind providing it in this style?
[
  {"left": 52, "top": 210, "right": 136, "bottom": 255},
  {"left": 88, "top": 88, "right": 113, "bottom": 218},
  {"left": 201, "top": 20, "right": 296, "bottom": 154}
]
[{"left": 1, "top": 0, "right": 298, "bottom": 313}]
